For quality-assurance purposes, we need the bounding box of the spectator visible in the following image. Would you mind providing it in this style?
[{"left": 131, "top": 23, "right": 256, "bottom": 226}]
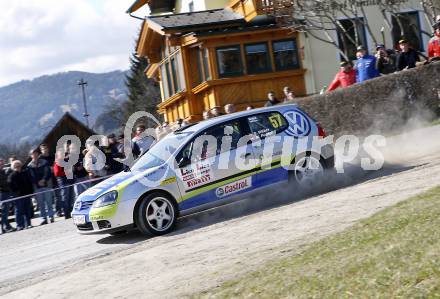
[
  {"left": 327, "top": 61, "right": 356, "bottom": 92},
  {"left": 54, "top": 144, "right": 75, "bottom": 219},
  {"left": 84, "top": 140, "right": 107, "bottom": 180},
  {"left": 224, "top": 104, "right": 236, "bottom": 114},
  {"left": 355, "top": 46, "right": 380, "bottom": 82},
  {"left": 39, "top": 144, "right": 55, "bottom": 166},
  {"left": 428, "top": 21, "right": 440, "bottom": 60},
  {"left": 155, "top": 125, "right": 164, "bottom": 141},
  {"left": 28, "top": 149, "right": 54, "bottom": 225},
  {"left": 40, "top": 143, "right": 63, "bottom": 217},
  {"left": 375, "top": 44, "right": 397, "bottom": 75},
  {"left": 202, "top": 111, "right": 211, "bottom": 120},
  {"left": 176, "top": 118, "right": 184, "bottom": 128},
  {"left": 282, "top": 86, "right": 295, "bottom": 102},
  {"left": 396, "top": 39, "right": 421, "bottom": 71},
  {"left": 0, "top": 158, "right": 15, "bottom": 233},
  {"left": 132, "top": 124, "right": 155, "bottom": 157},
  {"left": 246, "top": 105, "right": 254, "bottom": 111},
  {"left": 70, "top": 143, "right": 89, "bottom": 198},
  {"left": 8, "top": 160, "right": 33, "bottom": 230},
  {"left": 210, "top": 106, "right": 224, "bottom": 117},
  {"left": 103, "top": 134, "right": 124, "bottom": 174},
  {"left": 265, "top": 91, "right": 281, "bottom": 107}
]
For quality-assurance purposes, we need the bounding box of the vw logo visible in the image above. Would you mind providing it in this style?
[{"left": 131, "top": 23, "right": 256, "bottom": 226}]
[
  {"left": 216, "top": 188, "right": 225, "bottom": 198},
  {"left": 283, "top": 110, "right": 311, "bottom": 137}
]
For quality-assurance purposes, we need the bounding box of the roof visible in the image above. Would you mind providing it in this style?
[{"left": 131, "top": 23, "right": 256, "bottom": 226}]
[
  {"left": 148, "top": 9, "right": 245, "bottom": 31},
  {"left": 39, "top": 112, "right": 96, "bottom": 153},
  {"left": 127, "top": 0, "right": 176, "bottom": 14},
  {"left": 177, "top": 104, "right": 299, "bottom": 135},
  {"left": 184, "top": 22, "right": 278, "bottom": 38}
]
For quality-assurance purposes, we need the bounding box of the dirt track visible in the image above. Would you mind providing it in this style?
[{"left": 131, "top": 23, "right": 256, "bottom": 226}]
[{"left": 1, "top": 125, "right": 440, "bottom": 299}]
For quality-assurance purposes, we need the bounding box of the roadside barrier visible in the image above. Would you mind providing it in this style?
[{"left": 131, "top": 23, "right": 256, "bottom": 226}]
[{"left": 0, "top": 174, "right": 115, "bottom": 205}]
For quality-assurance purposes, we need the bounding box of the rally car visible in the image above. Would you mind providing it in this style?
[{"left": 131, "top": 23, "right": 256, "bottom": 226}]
[{"left": 72, "top": 104, "right": 334, "bottom": 236}]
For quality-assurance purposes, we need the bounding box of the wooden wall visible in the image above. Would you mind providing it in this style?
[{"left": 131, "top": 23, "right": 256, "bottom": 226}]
[{"left": 158, "top": 28, "right": 307, "bottom": 123}]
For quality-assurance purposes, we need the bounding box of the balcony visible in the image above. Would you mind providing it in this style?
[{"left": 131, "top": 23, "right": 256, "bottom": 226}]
[
  {"left": 228, "top": 0, "right": 294, "bottom": 22},
  {"left": 228, "top": 0, "right": 265, "bottom": 22}
]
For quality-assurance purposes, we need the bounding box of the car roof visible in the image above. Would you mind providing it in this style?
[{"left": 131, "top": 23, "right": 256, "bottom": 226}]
[{"left": 175, "top": 103, "right": 299, "bottom": 135}]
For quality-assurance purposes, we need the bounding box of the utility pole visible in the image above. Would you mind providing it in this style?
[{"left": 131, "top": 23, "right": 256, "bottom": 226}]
[{"left": 77, "top": 78, "right": 90, "bottom": 128}]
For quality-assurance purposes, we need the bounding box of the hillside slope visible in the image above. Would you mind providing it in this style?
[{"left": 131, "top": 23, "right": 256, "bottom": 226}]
[{"left": 0, "top": 70, "right": 128, "bottom": 144}]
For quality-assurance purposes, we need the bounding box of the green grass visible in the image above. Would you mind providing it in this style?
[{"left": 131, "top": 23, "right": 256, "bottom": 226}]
[
  {"left": 193, "top": 187, "right": 440, "bottom": 299},
  {"left": 431, "top": 118, "right": 440, "bottom": 127}
]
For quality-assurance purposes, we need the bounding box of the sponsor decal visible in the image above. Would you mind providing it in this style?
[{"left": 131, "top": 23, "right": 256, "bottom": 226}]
[
  {"left": 89, "top": 215, "right": 106, "bottom": 222},
  {"left": 180, "top": 162, "right": 214, "bottom": 190},
  {"left": 215, "top": 177, "right": 252, "bottom": 198},
  {"left": 283, "top": 110, "right": 311, "bottom": 137},
  {"left": 160, "top": 176, "right": 177, "bottom": 186}
]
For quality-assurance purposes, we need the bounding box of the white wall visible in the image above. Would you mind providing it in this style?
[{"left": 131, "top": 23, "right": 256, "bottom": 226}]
[{"left": 302, "top": 0, "right": 432, "bottom": 94}]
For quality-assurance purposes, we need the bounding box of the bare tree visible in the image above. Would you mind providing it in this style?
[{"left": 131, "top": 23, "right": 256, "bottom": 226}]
[{"left": 261, "top": 0, "right": 410, "bottom": 59}]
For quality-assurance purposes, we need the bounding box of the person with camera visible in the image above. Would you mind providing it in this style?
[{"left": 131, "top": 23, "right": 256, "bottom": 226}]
[{"left": 375, "top": 44, "right": 396, "bottom": 75}]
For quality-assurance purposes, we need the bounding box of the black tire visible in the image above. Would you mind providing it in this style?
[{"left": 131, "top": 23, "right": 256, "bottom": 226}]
[{"left": 135, "top": 192, "right": 177, "bottom": 236}]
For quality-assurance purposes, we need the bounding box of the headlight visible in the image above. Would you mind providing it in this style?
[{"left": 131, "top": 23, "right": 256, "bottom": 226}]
[{"left": 92, "top": 191, "right": 118, "bottom": 208}]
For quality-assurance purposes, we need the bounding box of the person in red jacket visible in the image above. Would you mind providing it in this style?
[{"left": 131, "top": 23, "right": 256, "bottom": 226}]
[
  {"left": 327, "top": 61, "right": 356, "bottom": 92},
  {"left": 428, "top": 21, "right": 440, "bottom": 60}
]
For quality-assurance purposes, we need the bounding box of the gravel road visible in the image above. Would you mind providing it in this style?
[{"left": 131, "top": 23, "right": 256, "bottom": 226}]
[{"left": 1, "top": 125, "right": 440, "bottom": 299}]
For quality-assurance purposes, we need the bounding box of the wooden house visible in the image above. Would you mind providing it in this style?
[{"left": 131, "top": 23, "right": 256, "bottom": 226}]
[{"left": 128, "top": 0, "right": 306, "bottom": 123}]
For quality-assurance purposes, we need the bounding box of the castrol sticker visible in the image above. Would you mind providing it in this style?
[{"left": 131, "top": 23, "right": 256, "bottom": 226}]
[{"left": 216, "top": 177, "right": 252, "bottom": 198}]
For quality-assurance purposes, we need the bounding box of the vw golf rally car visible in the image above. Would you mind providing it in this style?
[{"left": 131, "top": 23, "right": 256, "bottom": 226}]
[{"left": 72, "top": 104, "right": 334, "bottom": 236}]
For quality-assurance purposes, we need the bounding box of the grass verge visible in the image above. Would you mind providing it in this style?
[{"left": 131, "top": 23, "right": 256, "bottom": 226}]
[
  {"left": 193, "top": 186, "right": 440, "bottom": 299},
  {"left": 431, "top": 118, "right": 440, "bottom": 127}
]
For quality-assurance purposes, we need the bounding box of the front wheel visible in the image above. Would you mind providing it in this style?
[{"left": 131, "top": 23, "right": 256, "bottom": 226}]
[{"left": 135, "top": 192, "right": 177, "bottom": 236}]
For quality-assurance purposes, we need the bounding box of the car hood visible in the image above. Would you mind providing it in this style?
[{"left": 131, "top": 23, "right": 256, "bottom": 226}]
[{"left": 77, "top": 167, "right": 160, "bottom": 202}]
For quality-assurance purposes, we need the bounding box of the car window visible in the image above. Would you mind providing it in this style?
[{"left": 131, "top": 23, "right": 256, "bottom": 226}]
[
  {"left": 247, "top": 112, "right": 288, "bottom": 139},
  {"left": 176, "top": 120, "right": 244, "bottom": 166}
]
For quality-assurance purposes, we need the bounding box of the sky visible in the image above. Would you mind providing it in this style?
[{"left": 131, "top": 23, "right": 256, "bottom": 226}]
[{"left": 0, "top": 0, "right": 149, "bottom": 87}]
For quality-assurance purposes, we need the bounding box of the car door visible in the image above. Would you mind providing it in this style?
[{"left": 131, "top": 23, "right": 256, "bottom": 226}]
[
  {"left": 246, "top": 111, "right": 290, "bottom": 187},
  {"left": 176, "top": 118, "right": 258, "bottom": 212}
]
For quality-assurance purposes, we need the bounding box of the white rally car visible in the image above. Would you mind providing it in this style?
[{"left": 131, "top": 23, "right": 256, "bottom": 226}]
[{"left": 72, "top": 104, "right": 334, "bottom": 236}]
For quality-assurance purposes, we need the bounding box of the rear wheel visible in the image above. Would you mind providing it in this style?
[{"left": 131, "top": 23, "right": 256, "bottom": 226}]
[
  {"left": 135, "top": 192, "right": 177, "bottom": 236},
  {"left": 289, "top": 153, "right": 325, "bottom": 188}
]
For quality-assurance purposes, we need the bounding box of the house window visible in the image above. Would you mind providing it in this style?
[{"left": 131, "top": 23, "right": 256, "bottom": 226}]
[
  {"left": 391, "top": 12, "right": 423, "bottom": 51},
  {"left": 160, "top": 50, "right": 186, "bottom": 99},
  {"left": 202, "top": 48, "right": 211, "bottom": 80},
  {"left": 272, "top": 40, "right": 300, "bottom": 71},
  {"left": 336, "top": 18, "right": 368, "bottom": 60},
  {"left": 170, "top": 57, "right": 180, "bottom": 93},
  {"left": 160, "top": 64, "right": 170, "bottom": 99},
  {"left": 245, "top": 43, "right": 271, "bottom": 74},
  {"left": 197, "top": 48, "right": 211, "bottom": 83},
  {"left": 216, "top": 45, "right": 243, "bottom": 78}
]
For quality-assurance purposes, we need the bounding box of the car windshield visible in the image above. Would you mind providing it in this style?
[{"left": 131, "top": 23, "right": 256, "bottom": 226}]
[{"left": 131, "top": 132, "right": 191, "bottom": 172}]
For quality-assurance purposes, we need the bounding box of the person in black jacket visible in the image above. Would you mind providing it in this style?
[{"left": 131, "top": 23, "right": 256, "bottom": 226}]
[
  {"left": 396, "top": 39, "right": 421, "bottom": 71},
  {"left": 1, "top": 158, "right": 15, "bottom": 233},
  {"left": 28, "top": 149, "right": 54, "bottom": 225},
  {"left": 8, "top": 160, "right": 34, "bottom": 230}
]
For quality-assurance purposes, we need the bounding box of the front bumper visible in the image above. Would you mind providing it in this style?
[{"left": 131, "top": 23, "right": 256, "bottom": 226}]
[{"left": 72, "top": 199, "right": 134, "bottom": 235}]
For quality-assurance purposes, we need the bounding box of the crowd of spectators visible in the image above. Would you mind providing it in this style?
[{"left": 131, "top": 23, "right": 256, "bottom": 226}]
[
  {"left": 0, "top": 127, "right": 163, "bottom": 234},
  {"left": 327, "top": 20, "right": 440, "bottom": 92}
]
